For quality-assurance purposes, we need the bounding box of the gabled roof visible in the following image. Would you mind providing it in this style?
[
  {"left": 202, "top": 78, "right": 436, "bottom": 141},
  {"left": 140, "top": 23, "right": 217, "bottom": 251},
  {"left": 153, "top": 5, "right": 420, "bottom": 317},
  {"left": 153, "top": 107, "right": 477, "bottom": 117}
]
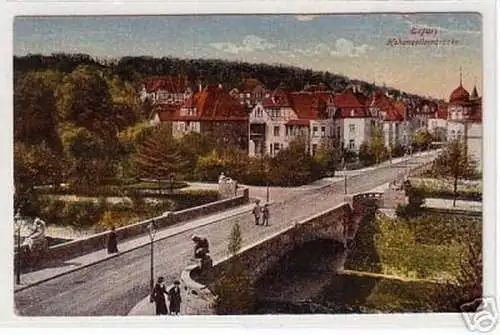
[
  {"left": 288, "top": 92, "right": 331, "bottom": 120},
  {"left": 156, "top": 86, "right": 248, "bottom": 122},
  {"left": 333, "top": 87, "right": 370, "bottom": 118}
]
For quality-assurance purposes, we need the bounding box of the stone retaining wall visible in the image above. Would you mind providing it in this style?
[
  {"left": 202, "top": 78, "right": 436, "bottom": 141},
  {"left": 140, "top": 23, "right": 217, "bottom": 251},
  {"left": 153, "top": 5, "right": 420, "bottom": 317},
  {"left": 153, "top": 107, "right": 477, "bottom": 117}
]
[{"left": 16, "top": 189, "right": 249, "bottom": 271}]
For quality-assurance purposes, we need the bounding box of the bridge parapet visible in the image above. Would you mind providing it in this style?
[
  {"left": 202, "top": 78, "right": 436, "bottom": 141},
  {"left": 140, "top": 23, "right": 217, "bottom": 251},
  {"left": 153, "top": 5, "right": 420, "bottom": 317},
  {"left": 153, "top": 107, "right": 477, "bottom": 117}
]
[
  {"left": 15, "top": 189, "right": 249, "bottom": 272},
  {"left": 182, "top": 192, "right": 382, "bottom": 314}
]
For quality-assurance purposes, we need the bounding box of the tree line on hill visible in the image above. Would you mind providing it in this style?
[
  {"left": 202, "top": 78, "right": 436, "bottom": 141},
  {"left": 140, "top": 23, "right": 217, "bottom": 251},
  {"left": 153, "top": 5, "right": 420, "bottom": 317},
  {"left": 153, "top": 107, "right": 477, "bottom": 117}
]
[{"left": 14, "top": 53, "right": 425, "bottom": 99}]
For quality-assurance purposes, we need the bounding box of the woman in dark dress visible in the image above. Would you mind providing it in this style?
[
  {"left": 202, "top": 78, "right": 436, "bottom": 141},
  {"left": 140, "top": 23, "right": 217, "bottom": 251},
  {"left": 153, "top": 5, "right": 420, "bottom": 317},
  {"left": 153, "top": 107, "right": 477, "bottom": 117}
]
[
  {"left": 107, "top": 226, "right": 118, "bottom": 254},
  {"left": 168, "top": 280, "right": 182, "bottom": 315},
  {"left": 150, "top": 276, "right": 168, "bottom": 315}
]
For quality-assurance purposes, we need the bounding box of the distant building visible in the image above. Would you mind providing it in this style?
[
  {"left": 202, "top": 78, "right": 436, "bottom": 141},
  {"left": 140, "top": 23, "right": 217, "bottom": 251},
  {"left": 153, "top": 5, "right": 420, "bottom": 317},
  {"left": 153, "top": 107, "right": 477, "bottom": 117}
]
[
  {"left": 140, "top": 76, "right": 193, "bottom": 105},
  {"left": 332, "top": 86, "right": 372, "bottom": 152},
  {"left": 248, "top": 88, "right": 335, "bottom": 157},
  {"left": 153, "top": 85, "right": 249, "bottom": 151},
  {"left": 445, "top": 74, "right": 482, "bottom": 169}
]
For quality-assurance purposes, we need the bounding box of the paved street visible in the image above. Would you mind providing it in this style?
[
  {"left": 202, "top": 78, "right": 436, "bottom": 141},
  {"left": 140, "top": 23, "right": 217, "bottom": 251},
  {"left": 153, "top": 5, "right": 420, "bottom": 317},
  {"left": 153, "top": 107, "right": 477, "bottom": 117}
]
[{"left": 14, "top": 153, "right": 438, "bottom": 316}]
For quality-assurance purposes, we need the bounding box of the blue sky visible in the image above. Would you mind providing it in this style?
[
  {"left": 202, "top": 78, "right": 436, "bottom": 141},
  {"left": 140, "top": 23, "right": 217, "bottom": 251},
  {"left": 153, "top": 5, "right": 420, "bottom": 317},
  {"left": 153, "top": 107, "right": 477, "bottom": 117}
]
[{"left": 14, "top": 13, "right": 482, "bottom": 99}]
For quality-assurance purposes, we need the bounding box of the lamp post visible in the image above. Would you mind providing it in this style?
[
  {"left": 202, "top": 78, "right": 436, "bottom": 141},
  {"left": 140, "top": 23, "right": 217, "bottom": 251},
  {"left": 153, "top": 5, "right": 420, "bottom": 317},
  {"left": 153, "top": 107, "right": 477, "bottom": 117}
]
[
  {"left": 344, "top": 175, "right": 348, "bottom": 194},
  {"left": 147, "top": 220, "right": 158, "bottom": 291},
  {"left": 14, "top": 211, "right": 24, "bottom": 285}
]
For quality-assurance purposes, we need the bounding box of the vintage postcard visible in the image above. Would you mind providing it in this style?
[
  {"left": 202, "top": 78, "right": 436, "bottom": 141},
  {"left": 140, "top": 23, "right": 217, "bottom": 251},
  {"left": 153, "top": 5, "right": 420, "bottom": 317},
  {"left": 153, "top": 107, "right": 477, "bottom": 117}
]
[{"left": 3, "top": 0, "right": 497, "bottom": 332}]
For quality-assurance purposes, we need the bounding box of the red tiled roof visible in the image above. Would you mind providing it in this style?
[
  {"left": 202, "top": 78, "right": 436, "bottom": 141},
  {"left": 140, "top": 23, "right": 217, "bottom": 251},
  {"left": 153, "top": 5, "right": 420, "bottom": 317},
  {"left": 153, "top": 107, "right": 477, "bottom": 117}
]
[
  {"left": 156, "top": 86, "right": 248, "bottom": 122},
  {"left": 288, "top": 92, "right": 331, "bottom": 120},
  {"left": 334, "top": 88, "right": 370, "bottom": 118},
  {"left": 143, "top": 76, "right": 190, "bottom": 93}
]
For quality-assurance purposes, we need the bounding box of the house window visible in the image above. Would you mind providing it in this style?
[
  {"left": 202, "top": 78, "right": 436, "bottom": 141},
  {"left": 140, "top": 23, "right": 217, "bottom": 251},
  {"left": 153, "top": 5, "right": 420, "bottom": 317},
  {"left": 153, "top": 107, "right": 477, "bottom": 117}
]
[
  {"left": 313, "top": 126, "right": 318, "bottom": 137},
  {"left": 349, "top": 124, "right": 355, "bottom": 134},
  {"left": 273, "top": 143, "right": 281, "bottom": 155},
  {"left": 321, "top": 126, "right": 326, "bottom": 137},
  {"left": 270, "top": 144, "right": 273, "bottom": 155},
  {"left": 274, "top": 126, "right": 280, "bottom": 137},
  {"left": 350, "top": 110, "right": 355, "bottom": 117},
  {"left": 349, "top": 139, "right": 355, "bottom": 150}
]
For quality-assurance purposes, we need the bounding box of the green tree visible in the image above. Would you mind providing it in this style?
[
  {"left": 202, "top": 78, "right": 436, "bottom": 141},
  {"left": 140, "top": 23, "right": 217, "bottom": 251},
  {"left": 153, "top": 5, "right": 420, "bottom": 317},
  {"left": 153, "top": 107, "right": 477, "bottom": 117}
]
[
  {"left": 134, "top": 124, "right": 187, "bottom": 193},
  {"left": 56, "top": 66, "right": 114, "bottom": 137},
  {"left": 412, "top": 129, "right": 433, "bottom": 152},
  {"left": 196, "top": 150, "right": 225, "bottom": 182},
  {"left": 313, "top": 139, "right": 342, "bottom": 177},
  {"left": 14, "top": 70, "right": 63, "bottom": 151},
  {"left": 433, "top": 140, "right": 478, "bottom": 206},
  {"left": 59, "top": 124, "right": 117, "bottom": 190},
  {"left": 14, "top": 141, "right": 64, "bottom": 215},
  {"left": 270, "top": 136, "right": 313, "bottom": 186},
  {"left": 213, "top": 223, "right": 255, "bottom": 314},
  {"left": 227, "top": 223, "right": 242, "bottom": 256}
]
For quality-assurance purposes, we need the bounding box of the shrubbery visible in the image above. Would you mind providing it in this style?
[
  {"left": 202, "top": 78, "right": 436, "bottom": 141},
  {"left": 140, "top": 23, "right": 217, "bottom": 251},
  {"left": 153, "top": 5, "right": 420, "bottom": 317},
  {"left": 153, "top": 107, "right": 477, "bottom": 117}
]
[{"left": 32, "top": 189, "right": 219, "bottom": 231}]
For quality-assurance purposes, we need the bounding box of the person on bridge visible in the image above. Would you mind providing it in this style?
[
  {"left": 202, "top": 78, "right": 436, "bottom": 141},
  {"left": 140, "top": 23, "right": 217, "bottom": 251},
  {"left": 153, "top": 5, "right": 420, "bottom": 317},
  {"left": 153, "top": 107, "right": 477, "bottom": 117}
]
[
  {"left": 262, "top": 203, "right": 270, "bottom": 226},
  {"left": 168, "top": 280, "right": 182, "bottom": 315},
  {"left": 106, "top": 226, "right": 119, "bottom": 254},
  {"left": 150, "top": 276, "right": 168, "bottom": 315},
  {"left": 192, "top": 235, "right": 210, "bottom": 259},
  {"left": 252, "top": 200, "right": 261, "bottom": 225}
]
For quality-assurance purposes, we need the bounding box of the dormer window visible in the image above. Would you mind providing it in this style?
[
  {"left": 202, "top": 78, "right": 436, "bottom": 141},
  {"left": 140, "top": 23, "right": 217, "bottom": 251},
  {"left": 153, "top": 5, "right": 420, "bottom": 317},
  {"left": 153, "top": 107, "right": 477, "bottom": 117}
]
[{"left": 350, "top": 109, "right": 355, "bottom": 117}]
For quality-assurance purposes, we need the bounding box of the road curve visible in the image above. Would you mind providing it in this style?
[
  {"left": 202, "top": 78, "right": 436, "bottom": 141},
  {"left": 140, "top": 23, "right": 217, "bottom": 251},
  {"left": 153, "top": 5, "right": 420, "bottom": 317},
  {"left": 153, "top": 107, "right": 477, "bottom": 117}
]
[{"left": 14, "top": 155, "right": 434, "bottom": 316}]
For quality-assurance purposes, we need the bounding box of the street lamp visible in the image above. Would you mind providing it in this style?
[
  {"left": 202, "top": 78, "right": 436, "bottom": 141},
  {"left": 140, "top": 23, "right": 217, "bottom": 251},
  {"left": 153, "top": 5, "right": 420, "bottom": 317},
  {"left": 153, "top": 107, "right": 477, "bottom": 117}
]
[
  {"left": 147, "top": 220, "right": 158, "bottom": 291},
  {"left": 14, "top": 211, "right": 24, "bottom": 285}
]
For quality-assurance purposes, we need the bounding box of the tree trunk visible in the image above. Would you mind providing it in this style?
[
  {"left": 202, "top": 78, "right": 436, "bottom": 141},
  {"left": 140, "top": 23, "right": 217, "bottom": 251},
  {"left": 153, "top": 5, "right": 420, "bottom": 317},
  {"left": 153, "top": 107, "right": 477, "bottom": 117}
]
[{"left": 453, "top": 175, "right": 458, "bottom": 207}]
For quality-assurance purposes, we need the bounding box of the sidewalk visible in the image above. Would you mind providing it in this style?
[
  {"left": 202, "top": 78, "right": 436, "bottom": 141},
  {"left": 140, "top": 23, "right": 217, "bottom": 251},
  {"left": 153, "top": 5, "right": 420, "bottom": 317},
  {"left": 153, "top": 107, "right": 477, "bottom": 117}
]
[
  {"left": 424, "top": 198, "right": 482, "bottom": 212},
  {"left": 336, "top": 149, "right": 440, "bottom": 177},
  {"left": 128, "top": 282, "right": 214, "bottom": 316},
  {"left": 14, "top": 203, "right": 254, "bottom": 292}
]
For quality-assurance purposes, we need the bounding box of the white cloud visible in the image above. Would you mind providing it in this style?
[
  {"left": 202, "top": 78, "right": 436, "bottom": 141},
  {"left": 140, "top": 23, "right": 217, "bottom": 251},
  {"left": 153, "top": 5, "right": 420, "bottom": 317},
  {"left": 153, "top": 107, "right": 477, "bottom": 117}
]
[
  {"left": 210, "top": 35, "right": 275, "bottom": 54},
  {"left": 331, "top": 38, "right": 373, "bottom": 57},
  {"left": 291, "top": 39, "right": 372, "bottom": 58},
  {"left": 295, "top": 15, "right": 318, "bottom": 22}
]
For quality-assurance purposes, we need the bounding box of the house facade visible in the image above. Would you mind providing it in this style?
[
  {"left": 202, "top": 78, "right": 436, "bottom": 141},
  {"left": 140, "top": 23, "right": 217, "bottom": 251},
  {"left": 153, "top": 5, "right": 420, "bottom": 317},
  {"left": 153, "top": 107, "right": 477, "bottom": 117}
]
[{"left": 154, "top": 85, "right": 249, "bottom": 151}]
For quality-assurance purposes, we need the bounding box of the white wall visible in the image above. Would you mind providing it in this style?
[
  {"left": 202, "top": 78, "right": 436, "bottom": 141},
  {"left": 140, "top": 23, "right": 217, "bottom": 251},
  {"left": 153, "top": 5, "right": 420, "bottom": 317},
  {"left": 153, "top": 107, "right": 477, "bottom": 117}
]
[{"left": 343, "top": 118, "right": 370, "bottom": 152}]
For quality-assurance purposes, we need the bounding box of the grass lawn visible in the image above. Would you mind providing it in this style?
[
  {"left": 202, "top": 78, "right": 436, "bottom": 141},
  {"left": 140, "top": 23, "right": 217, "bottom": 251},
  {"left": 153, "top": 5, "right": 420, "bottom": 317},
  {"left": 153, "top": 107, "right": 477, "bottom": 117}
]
[{"left": 315, "top": 272, "right": 450, "bottom": 312}]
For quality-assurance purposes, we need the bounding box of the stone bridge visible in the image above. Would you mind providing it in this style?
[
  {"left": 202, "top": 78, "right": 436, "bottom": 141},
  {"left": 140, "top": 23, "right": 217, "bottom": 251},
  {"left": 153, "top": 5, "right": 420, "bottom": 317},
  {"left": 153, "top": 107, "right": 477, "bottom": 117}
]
[{"left": 181, "top": 192, "right": 383, "bottom": 314}]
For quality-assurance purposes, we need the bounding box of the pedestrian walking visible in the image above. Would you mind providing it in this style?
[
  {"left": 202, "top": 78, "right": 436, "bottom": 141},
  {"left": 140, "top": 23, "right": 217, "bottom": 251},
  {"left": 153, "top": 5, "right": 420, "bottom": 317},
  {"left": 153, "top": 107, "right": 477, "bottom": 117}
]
[
  {"left": 150, "top": 276, "right": 168, "bottom": 315},
  {"left": 252, "top": 200, "right": 261, "bottom": 225},
  {"left": 262, "top": 203, "right": 270, "bottom": 226},
  {"left": 168, "top": 280, "right": 182, "bottom": 315},
  {"left": 106, "top": 226, "right": 118, "bottom": 254}
]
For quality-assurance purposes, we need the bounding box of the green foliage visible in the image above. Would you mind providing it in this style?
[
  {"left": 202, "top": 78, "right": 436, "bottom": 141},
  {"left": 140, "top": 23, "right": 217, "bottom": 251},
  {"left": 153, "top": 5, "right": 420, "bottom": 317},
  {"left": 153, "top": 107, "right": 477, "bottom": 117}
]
[
  {"left": 14, "top": 141, "right": 64, "bottom": 191},
  {"left": 14, "top": 70, "right": 63, "bottom": 151},
  {"left": 412, "top": 129, "right": 433, "bottom": 152},
  {"left": 313, "top": 139, "right": 342, "bottom": 177},
  {"left": 269, "top": 136, "right": 315, "bottom": 186},
  {"left": 358, "top": 129, "right": 389, "bottom": 167},
  {"left": 396, "top": 183, "right": 425, "bottom": 220},
  {"left": 134, "top": 124, "right": 188, "bottom": 190},
  {"left": 432, "top": 140, "right": 478, "bottom": 205},
  {"left": 195, "top": 150, "right": 225, "bottom": 182},
  {"left": 214, "top": 226, "right": 255, "bottom": 315},
  {"left": 316, "top": 272, "right": 447, "bottom": 312},
  {"left": 227, "top": 223, "right": 243, "bottom": 256}
]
